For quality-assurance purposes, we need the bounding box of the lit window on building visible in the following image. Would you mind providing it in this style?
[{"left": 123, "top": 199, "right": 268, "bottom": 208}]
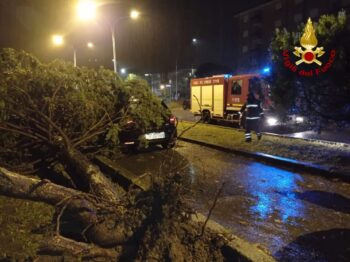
[
  {"left": 274, "top": 20, "right": 282, "bottom": 27},
  {"left": 275, "top": 2, "right": 282, "bottom": 10},
  {"left": 242, "top": 45, "right": 248, "bottom": 53},
  {"left": 294, "top": 13, "right": 302, "bottom": 22},
  {"left": 310, "top": 8, "right": 319, "bottom": 17},
  {"left": 243, "top": 30, "right": 249, "bottom": 38},
  {"left": 243, "top": 15, "right": 249, "bottom": 23}
]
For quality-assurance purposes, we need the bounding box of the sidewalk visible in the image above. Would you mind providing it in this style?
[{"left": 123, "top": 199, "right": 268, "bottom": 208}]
[{"left": 177, "top": 121, "right": 350, "bottom": 180}]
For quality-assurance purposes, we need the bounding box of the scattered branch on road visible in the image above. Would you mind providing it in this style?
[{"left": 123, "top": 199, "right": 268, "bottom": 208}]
[{"left": 199, "top": 182, "right": 225, "bottom": 238}]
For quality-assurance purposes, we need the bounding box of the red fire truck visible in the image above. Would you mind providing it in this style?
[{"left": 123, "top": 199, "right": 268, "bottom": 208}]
[{"left": 190, "top": 74, "right": 274, "bottom": 126}]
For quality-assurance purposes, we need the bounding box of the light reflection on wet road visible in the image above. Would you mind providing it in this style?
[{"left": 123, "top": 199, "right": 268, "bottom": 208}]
[
  {"left": 239, "top": 162, "right": 305, "bottom": 223},
  {"left": 112, "top": 141, "right": 350, "bottom": 261}
]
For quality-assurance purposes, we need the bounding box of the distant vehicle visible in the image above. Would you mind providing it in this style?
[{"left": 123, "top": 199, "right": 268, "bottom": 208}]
[
  {"left": 190, "top": 74, "right": 305, "bottom": 128},
  {"left": 119, "top": 100, "right": 177, "bottom": 150}
]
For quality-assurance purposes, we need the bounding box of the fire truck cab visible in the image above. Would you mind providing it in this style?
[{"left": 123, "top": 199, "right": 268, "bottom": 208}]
[{"left": 190, "top": 74, "right": 272, "bottom": 125}]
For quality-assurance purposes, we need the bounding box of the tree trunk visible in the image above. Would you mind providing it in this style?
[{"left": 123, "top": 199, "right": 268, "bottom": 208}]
[
  {"left": 0, "top": 167, "right": 132, "bottom": 247},
  {"left": 61, "top": 147, "right": 121, "bottom": 202}
]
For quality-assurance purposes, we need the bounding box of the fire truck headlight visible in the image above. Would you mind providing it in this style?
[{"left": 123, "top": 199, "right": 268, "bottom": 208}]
[
  {"left": 296, "top": 116, "right": 304, "bottom": 123},
  {"left": 266, "top": 117, "right": 278, "bottom": 126}
]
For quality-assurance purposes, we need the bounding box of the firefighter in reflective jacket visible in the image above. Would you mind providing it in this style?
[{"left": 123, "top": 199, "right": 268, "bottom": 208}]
[{"left": 240, "top": 91, "right": 264, "bottom": 142}]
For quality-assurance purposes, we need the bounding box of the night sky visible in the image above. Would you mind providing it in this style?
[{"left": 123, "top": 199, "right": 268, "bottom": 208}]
[{"left": 0, "top": 0, "right": 270, "bottom": 73}]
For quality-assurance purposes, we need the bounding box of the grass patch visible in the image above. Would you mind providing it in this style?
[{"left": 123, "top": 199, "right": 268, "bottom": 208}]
[
  {"left": 177, "top": 121, "right": 350, "bottom": 174},
  {"left": 0, "top": 196, "right": 54, "bottom": 260}
]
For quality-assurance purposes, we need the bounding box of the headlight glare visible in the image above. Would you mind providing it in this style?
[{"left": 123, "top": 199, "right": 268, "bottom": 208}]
[
  {"left": 296, "top": 116, "right": 304, "bottom": 123},
  {"left": 267, "top": 117, "right": 278, "bottom": 126}
]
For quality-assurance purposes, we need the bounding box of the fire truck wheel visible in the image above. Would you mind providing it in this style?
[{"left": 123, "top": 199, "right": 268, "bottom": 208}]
[{"left": 201, "top": 111, "right": 211, "bottom": 123}]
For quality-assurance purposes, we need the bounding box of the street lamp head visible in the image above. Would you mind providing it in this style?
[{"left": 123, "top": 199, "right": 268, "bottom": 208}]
[
  {"left": 192, "top": 38, "right": 197, "bottom": 43},
  {"left": 160, "top": 84, "right": 165, "bottom": 90},
  {"left": 130, "top": 10, "right": 140, "bottom": 20},
  {"left": 87, "top": 42, "right": 94, "bottom": 48},
  {"left": 52, "top": 35, "right": 64, "bottom": 46},
  {"left": 77, "top": 0, "right": 96, "bottom": 21},
  {"left": 120, "top": 68, "right": 126, "bottom": 74}
]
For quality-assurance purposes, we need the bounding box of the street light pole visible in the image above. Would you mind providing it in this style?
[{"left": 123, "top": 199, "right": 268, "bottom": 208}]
[
  {"left": 52, "top": 35, "right": 94, "bottom": 67},
  {"left": 73, "top": 47, "right": 77, "bottom": 67},
  {"left": 110, "top": 10, "right": 139, "bottom": 74},
  {"left": 111, "top": 27, "right": 117, "bottom": 73},
  {"left": 76, "top": 1, "right": 139, "bottom": 74}
]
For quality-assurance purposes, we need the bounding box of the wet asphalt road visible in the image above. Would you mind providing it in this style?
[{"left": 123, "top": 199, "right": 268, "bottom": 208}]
[{"left": 112, "top": 141, "right": 350, "bottom": 261}]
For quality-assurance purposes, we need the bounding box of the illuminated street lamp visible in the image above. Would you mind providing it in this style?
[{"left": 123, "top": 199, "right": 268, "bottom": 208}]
[
  {"left": 52, "top": 34, "right": 93, "bottom": 67},
  {"left": 120, "top": 68, "right": 126, "bottom": 74},
  {"left": 76, "top": 2, "right": 140, "bottom": 74},
  {"left": 77, "top": 0, "right": 96, "bottom": 21},
  {"left": 52, "top": 34, "right": 64, "bottom": 46},
  {"left": 130, "top": 10, "right": 140, "bottom": 19}
]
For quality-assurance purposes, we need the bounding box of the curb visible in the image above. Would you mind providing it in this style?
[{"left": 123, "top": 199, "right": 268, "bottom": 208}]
[
  {"left": 95, "top": 155, "right": 151, "bottom": 191},
  {"left": 178, "top": 137, "right": 350, "bottom": 183}
]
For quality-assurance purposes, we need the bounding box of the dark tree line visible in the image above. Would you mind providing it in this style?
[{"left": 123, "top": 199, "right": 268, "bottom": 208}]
[{"left": 268, "top": 11, "right": 350, "bottom": 129}]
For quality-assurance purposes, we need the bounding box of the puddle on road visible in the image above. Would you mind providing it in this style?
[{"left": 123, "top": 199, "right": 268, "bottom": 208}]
[{"left": 236, "top": 162, "right": 305, "bottom": 223}]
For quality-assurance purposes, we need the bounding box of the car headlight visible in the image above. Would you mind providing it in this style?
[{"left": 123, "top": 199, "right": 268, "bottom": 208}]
[
  {"left": 266, "top": 117, "right": 278, "bottom": 126},
  {"left": 296, "top": 116, "right": 304, "bottom": 123}
]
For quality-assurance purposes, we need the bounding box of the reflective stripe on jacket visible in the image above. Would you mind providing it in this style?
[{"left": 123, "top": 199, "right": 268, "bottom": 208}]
[{"left": 240, "top": 95, "right": 263, "bottom": 120}]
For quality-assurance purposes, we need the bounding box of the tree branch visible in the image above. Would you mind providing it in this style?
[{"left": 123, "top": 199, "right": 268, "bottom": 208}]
[
  {"left": 0, "top": 125, "right": 42, "bottom": 141},
  {"left": 39, "top": 236, "right": 120, "bottom": 259}
]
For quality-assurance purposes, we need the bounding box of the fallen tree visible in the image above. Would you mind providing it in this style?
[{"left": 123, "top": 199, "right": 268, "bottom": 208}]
[
  {"left": 0, "top": 49, "right": 231, "bottom": 260},
  {"left": 0, "top": 167, "right": 134, "bottom": 248},
  {"left": 0, "top": 48, "right": 167, "bottom": 254}
]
